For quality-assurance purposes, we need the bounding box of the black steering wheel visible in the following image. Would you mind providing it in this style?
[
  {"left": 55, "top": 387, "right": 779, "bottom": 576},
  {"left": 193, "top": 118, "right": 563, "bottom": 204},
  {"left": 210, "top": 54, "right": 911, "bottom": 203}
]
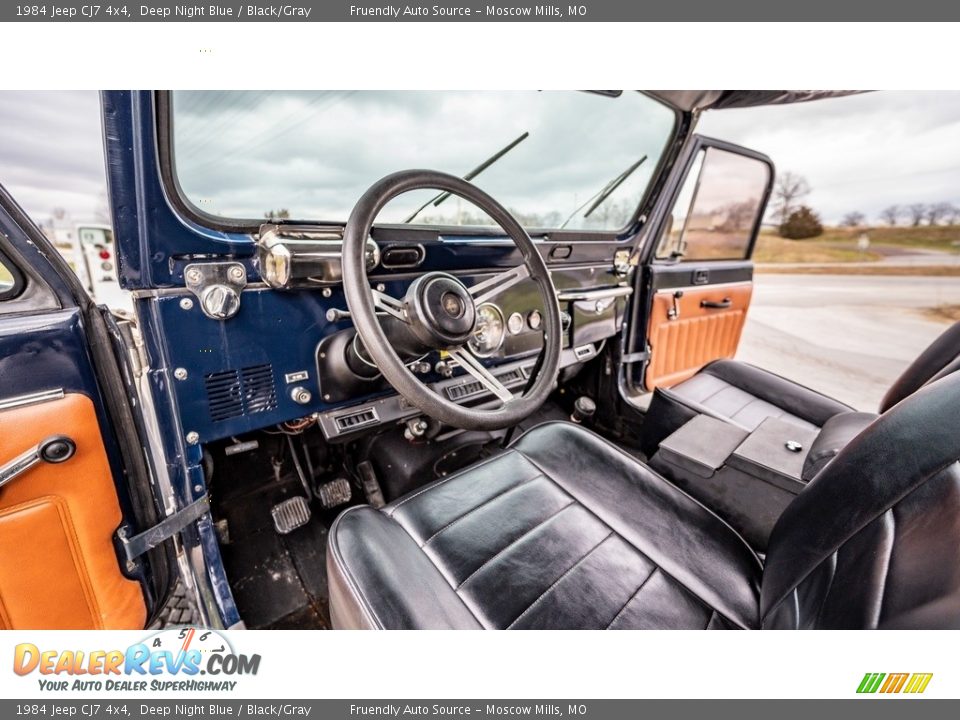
[{"left": 342, "top": 170, "right": 562, "bottom": 431}]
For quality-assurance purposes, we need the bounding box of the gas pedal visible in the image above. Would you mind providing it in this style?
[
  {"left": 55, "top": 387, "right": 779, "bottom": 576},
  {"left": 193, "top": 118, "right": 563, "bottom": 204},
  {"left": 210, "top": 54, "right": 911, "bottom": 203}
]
[
  {"left": 317, "top": 477, "right": 352, "bottom": 509},
  {"left": 270, "top": 496, "right": 312, "bottom": 535}
]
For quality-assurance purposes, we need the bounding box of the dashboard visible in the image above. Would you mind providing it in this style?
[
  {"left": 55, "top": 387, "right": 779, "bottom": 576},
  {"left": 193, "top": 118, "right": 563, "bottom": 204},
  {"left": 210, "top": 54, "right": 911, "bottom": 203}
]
[{"left": 144, "top": 229, "right": 634, "bottom": 445}]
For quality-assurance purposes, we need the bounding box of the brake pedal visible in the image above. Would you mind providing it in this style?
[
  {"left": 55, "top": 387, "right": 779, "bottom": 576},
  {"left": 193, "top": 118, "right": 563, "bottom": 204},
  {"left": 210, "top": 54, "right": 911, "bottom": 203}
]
[
  {"left": 270, "top": 496, "right": 312, "bottom": 535},
  {"left": 317, "top": 477, "right": 352, "bottom": 509}
]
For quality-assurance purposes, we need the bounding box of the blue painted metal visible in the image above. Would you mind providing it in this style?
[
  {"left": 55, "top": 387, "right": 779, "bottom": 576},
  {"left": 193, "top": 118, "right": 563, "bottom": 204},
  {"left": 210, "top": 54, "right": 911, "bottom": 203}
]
[{"left": 102, "top": 90, "right": 255, "bottom": 289}]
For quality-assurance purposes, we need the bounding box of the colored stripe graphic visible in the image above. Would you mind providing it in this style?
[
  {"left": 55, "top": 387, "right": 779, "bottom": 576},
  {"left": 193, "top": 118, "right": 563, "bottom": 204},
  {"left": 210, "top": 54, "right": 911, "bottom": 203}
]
[
  {"left": 880, "top": 673, "right": 909, "bottom": 693},
  {"left": 857, "top": 673, "right": 886, "bottom": 693},
  {"left": 857, "top": 672, "right": 932, "bottom": 694},
  {"left": 904, "top": 674, "right": 933, "bottom": 694}
]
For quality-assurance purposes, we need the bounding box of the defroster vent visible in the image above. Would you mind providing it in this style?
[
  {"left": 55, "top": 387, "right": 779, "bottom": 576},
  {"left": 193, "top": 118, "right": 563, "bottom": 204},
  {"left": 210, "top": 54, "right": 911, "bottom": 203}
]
[{"left": 204, "top": 364, "right": 278, "bottom": 422}]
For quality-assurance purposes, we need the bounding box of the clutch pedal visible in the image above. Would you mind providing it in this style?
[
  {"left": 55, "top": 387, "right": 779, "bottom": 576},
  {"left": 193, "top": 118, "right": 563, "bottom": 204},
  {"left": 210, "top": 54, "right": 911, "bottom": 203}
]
[
  {"left": 270, "top": 496, "right": 312, "bottom": 535},
  {"left": 317, "top": 477, "right": 352, "bottom": 509}
]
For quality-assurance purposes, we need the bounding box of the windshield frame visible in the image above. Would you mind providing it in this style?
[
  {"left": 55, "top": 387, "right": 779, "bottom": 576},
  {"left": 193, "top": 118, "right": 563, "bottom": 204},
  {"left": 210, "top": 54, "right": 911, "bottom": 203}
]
[{"left": 155, "top": 90, "right": 681, "bottom": 238}]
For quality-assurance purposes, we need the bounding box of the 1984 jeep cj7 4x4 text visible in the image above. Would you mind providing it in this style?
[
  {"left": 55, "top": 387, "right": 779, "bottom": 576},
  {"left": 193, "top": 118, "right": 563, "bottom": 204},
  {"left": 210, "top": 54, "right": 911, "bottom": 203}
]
[{"left": 1, "top": 90, "right": 958, "bottom": 630}]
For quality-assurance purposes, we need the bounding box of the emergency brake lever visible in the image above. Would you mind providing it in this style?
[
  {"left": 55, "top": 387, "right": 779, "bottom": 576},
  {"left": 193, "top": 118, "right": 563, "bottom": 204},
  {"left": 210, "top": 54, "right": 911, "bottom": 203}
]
[{"left": 0, "top": 435, "right": 76, "bottom": 490}]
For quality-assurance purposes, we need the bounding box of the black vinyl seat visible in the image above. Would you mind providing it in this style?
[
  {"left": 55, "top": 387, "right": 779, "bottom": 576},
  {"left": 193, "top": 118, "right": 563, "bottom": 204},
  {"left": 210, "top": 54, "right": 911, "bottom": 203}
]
[
  {"left": 328, "top": 372, "right": 960, "bottom": 629},
  {"left": 642, "top": 319, "right": 960, "bottom": 460}
]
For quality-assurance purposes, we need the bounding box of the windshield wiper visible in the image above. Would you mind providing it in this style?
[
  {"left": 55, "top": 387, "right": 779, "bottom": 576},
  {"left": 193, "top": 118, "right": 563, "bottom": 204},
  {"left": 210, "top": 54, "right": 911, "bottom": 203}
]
[
  {"left": 560, "top": 154, "right": 647, "bottom": 229},
  {"left": 403, "top": 131, "right": 529, "bottom": 224}
]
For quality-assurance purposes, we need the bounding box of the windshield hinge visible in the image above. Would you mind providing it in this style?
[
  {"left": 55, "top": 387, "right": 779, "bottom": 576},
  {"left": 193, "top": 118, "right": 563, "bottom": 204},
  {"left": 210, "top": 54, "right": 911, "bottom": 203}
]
[
  {"left": 118, "top": 494, "right": 210, "bottom": 562},
  {"left": 184, "top": 262, "right": 247, "bottom": 321}
]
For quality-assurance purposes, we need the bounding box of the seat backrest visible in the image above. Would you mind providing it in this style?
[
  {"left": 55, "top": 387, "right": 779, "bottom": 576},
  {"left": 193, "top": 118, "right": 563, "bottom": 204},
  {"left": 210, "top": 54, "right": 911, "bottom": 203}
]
[
  {"left": 761, "top": 371, "right": 960, "bottom": 629},
  {"left": 880, "top": 320, "right": 960, "bottom": 413}
]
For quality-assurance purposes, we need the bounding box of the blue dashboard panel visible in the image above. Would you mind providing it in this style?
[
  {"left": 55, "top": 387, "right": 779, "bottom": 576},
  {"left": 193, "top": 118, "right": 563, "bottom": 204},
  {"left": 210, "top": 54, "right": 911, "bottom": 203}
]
[{"left": 140, "top": 264, "right": 622, "bottom": 444}]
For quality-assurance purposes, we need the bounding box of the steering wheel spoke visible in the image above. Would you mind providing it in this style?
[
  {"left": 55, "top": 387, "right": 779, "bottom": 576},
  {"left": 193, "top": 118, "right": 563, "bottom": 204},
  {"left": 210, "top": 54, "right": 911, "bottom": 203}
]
[
  {"left": 468, "top": 265, "right": 531, "bottom": 305},
  {"left": 447, "top": 347, "right": 514, "bottom": 404},
  {"left": 342, "top": 169, "right": 560, "bottom": 431},
  {"left": 372, "top": 288, "right": 409, "bottom": 323}
]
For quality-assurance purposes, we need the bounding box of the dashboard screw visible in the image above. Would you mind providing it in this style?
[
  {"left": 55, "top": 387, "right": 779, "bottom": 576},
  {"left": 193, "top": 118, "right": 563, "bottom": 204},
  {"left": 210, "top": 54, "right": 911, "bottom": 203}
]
[
  {"left": 179, "top": 297, "right": 194, "bottom": 310},
  {"left": 186, "top": 268, "right": 202, "bottom": 284},
  {"left": 185, "top": 431, "right": 200, "bottom": 445},
  {"left": 375, "top": 283, "right": 386, "bottom": 292},
  {"left": 228, "top": 265, "right": 245, "bottom": 281},
  {"left": 321, "top": 288, "right": 333, "bottom": 298},
  {"left": 174, "top": 367, "right": 188, "bottom": 380}
]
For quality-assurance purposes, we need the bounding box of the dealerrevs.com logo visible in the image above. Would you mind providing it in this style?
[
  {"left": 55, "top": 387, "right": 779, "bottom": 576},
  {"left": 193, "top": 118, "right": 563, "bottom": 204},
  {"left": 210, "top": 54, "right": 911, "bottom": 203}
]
[
  {"left": 857, "top": 673, "right": 933, "bottom": 694},
  {"left": 13, "top": 628, "right": 261, "bottom": 692}
]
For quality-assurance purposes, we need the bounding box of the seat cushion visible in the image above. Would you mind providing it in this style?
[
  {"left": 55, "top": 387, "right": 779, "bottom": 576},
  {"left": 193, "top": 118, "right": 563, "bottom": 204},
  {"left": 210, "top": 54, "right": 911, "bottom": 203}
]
[
  {"left": 668, "top": 360, "right": 854, "bottom": 432},
  {"left": 641, "top": 359, "right": 855, "bottom": 457},
  {"left": 328, "top": 422, "right": 762, "bottom": 630}
]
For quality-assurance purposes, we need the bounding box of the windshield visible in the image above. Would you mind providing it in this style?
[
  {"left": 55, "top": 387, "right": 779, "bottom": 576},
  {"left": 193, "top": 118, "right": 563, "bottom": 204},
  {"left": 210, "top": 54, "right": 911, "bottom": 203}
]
[{"left": 170, "top": 91, "right": 676, "bottom": 232}]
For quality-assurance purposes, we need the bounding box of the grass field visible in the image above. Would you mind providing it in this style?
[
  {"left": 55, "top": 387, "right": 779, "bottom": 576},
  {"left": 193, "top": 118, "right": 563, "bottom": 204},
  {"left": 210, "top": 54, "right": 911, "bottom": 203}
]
[
  {"left": 920, "top": 304, "right": 960, "bottom": 322},
  {"left": 753, "top": 234, "right": 882, "bottom": 264},
  {"left": 817, "top": 225, "right": 960, "bottom": 253},
  {"left": 754, "top": 225, "right": 960, "bottom": 266}
]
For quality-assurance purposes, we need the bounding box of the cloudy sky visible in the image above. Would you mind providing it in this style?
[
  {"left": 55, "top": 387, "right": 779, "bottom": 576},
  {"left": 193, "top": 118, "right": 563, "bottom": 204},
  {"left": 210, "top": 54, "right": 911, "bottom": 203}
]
[{"left": 1, "top": 90, "right": 959, "bottom": 228}]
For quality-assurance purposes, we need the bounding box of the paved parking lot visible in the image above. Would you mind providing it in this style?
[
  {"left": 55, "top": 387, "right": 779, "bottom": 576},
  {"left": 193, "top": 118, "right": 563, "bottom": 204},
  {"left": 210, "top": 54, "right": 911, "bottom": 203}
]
[{"left": 737, "top": 274, "right": 960, "bottom": 411}]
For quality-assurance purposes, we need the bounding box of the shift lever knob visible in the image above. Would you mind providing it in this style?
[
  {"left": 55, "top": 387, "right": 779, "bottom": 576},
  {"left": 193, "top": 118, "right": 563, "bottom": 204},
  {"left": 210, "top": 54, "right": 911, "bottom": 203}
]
[{"left": 571, "top": 396, "right": 597, "bottom": 424}]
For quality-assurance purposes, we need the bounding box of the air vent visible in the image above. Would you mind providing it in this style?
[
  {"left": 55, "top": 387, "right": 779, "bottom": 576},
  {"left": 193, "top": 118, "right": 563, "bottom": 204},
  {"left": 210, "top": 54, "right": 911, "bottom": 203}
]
[
  {"left": 335, "top": 408, "right": 379, "bottom": 432},
  {"left": 445, "top": 368, "right": 525, "bottom": 402},
  {"left": 204, "top": 364, "right": 278, "bottom": 422}
]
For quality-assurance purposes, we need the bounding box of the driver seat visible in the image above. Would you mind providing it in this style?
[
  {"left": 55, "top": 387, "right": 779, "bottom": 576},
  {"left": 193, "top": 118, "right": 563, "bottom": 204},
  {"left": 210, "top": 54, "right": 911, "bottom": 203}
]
[{"left": 327, "top": 373, "right": 960, "bottom": 629}]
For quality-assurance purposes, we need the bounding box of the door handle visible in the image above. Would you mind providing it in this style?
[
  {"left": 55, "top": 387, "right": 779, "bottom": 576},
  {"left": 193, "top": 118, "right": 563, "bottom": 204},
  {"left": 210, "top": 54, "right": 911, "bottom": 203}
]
[
  {"left": 0, "top": 435, "right": 76, "bottom": 490},
  {"left": 700, "top": 298, "right": 732, "bottom": 310}
]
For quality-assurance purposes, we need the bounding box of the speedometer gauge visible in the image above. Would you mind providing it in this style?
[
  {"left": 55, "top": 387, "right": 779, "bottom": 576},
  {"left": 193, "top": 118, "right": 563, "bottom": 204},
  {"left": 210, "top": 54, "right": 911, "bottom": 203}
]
[{"left": 468, "top": 304, "right": 505, "bottom": 357}]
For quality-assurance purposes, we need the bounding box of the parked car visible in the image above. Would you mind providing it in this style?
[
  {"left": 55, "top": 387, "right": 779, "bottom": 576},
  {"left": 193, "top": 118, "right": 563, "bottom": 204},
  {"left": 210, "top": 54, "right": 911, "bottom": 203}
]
[{"left": 1, "top": 90, "right": 957, "bottom": 631}]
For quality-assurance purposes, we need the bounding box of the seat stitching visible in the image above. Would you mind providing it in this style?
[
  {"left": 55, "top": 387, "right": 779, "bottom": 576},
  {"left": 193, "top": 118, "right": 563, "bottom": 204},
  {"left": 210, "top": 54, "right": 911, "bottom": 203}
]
[
  {"left": 813, "top": 551, "right": 838, "bottom": 628},
  {"left": 455, "top": 500, "right": 576, "bottom": 591},
  {"left": 697, "top": 381, "right": 733, "bottom": 406},
  {"left": 506, "top": 531, "right": 614, "bottom": 629},
  {"left": 604, "top": 566, "right": 658, "bottom": 630},
  {"left": 384, "top": 508, "right": 485, "bottom": 626},
  {"left": 385, "top": 450, "right": 522, "bottom": 516},
  {"left": 422, "top": 473, "right": 546, "bottom": 547},
  {"left": 872, "top": 509, "right": 896, "bottom": 629},
  {"left": 518, "top": 447, "right": 759, "bottom": 627},
  {"left": 762, "top": 459, "right": 959, "bottom": 623}
]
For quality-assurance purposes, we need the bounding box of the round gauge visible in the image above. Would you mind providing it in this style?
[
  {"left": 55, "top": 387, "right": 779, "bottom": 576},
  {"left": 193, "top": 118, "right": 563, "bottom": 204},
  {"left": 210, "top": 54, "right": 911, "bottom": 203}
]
[
  {"left": 527, "top": 309, "right": 543, "bottom": 331},
  {"left": 507, "top": 312, "right": 525, "bottom": 335},
  {"left": 468, "top": 304, "right": 505, "bottom": 357}
]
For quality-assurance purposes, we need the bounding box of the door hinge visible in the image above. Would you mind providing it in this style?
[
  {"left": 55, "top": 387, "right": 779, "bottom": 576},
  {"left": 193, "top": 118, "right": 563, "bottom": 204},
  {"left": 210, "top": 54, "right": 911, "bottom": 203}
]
[{"left": 119, "top": 494, "right": 210, "bottom": 562}]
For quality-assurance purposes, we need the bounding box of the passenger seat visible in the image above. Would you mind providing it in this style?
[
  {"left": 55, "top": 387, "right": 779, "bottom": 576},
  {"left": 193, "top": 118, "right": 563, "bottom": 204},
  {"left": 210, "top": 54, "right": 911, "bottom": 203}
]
[{"left": 642, "top": 319, "right": 960, "bottom": 468}]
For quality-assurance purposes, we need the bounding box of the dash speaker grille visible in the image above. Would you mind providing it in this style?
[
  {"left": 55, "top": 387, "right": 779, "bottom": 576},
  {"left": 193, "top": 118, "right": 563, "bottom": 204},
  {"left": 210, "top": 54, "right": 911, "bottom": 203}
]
[{"left": 204, "top": 364, "right": 277, "bottom": 422}]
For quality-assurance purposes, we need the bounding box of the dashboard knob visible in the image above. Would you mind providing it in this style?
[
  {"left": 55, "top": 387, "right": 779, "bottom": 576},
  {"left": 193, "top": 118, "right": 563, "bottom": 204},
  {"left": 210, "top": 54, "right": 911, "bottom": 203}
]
[
  {"left": 200, "top": 284, "right": 241, "bottom": 320},
  {"left": 290, "top": 386, "right": 312, "bottom": 405}
]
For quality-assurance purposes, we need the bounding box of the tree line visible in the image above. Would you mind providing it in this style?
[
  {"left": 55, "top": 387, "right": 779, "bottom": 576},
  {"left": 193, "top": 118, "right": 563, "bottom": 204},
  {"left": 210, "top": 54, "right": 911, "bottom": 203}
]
[{"left": 844, "top": 202, "right": 960, "bottom": 228}]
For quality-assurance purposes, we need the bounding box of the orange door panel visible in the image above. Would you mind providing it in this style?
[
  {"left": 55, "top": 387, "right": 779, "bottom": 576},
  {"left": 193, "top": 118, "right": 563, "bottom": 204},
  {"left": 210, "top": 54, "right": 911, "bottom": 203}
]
[
  {"left": 644, "top": 282, "right": 753, "bottom": 391},
  {"left": 0, "top": 393, "right": 146, "bottom": 629}
]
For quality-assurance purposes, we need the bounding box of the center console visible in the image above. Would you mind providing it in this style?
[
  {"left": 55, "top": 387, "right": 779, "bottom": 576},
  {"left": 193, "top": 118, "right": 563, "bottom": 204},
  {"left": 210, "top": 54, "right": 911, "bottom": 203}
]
[{"left": 650, "top": 414, "right": 819, "bottom": 551}]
